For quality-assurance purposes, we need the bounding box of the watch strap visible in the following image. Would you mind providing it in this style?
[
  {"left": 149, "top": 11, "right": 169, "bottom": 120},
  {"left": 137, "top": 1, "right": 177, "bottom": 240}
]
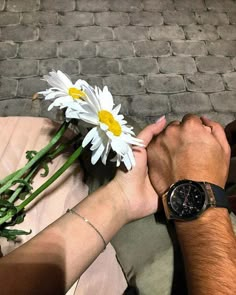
[{"left": 209, "top": 183, "right": 230, "bottom": 211}]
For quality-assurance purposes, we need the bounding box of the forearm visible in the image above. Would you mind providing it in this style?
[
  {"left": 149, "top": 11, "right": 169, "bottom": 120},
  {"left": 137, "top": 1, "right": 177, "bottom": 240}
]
[
  {"left": 0, "top": 181, "right": 126, "bottom": 294},
  {"left": 175, "top": 208, "right": 236, "bottom": 295}
]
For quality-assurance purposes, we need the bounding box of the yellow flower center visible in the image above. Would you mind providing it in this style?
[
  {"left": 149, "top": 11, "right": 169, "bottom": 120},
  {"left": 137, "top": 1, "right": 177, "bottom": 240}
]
[
  {"left": 68, "top": 87, "right": 86, "bottom": 100},
  {"left": 98, "top": 110, "right": 122, "bottom": 136}
]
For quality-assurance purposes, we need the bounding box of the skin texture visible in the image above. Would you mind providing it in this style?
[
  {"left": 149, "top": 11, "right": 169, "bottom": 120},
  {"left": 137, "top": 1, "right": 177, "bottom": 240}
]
[
  {"left": 0, "top": 117, "right": 167, "bottom": 295},
  {"left": 147, "top": 114, "right": 236, "bottom": 295}
]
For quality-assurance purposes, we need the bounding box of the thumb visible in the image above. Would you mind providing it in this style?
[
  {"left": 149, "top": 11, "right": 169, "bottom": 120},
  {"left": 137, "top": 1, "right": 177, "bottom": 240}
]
[{"left": 138, "top": 116, "right": 166, "bottom": 146}]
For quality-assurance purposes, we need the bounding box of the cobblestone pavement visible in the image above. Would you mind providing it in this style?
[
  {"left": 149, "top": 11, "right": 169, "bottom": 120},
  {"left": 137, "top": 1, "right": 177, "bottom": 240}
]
[{"left": 0, "top": 0, "right": 236, "bottom": 126}]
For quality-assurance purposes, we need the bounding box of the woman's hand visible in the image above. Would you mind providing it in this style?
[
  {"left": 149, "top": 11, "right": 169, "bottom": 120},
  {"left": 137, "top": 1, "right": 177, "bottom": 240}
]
[{"left": 110, "top": 116, "right": 166, "bottom": 223}]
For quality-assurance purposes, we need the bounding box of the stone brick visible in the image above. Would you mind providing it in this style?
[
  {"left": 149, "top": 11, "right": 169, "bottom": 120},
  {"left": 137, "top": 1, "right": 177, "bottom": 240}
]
[
  {"left": 130, "top": 12, "right": 163, "bottom": 26},
  {"left": 130, "top": 94, "right": 170, "bottom": 116},
  {"left": 146, "top": 75, "right": 185, "bottom": 93},
  {"left": 163, "top": 11, "right": 195, "bottom": 25},
  {"left": 0, "top": 0, "right": 5, "bottom": 11},
  {"left": 113, "top": 96, "right": 130, "bottom": 115},
  {"left": 143, "top": 0, "right": 174, "bottom": 11},
  {"left": 59, "top": 41, "right": 96, "bottom": 58},
  {"left": 205, "top": 0, "right": 236, "bottom": 12},
  {"left": 184, "top": 24, "right": 218, "bottom": 40},
  {"left": 17, "top": 77, "right": 47, "bottom": 97},
  {"left": 159, "top": 56, "right": 197, "bottom": 74},
  {"left": 232, "top": 57, "right": 236, "bottom": 70},
  {"left": 0, "top": 59, "right": 38, "bottom": 77},
  {"left": 21, "top": 12, "right": 58, "bottom": 25},
  {"left": 18, "top": 42, "right": 57, "bottom": 59},
  {"left": 150, "top": 26, "right": 185, "bottom": 40},
  {"left": 58, "top": 12, "right": 93, "bottom": 26},
  {"left": 185, "top": 73, "right": 224, "bottom": 92},
  {"left": 121, "top": 57, "right": 158, "bottom": 74},
  {"left": 171, "top": 41, "right": 207, "bottom": 56},
  {"left": 77, "top": 0, "right": 109, "bottom": 12},
  {"left": 39, "top": 59, "right": 79, "bottom": 75},
  {"left": 97, "top": 41, "right": 134, "bottom": 57},
  {"left": 80, "top": 58, "right": 120, "bottom": 75},
  {"left": 0, "top": 43, "right": 17, "bottom": 59},
  {"left": 114, "top": 27, "right": 148, "bottom": 41},
  {"left": 223, "top": 73, "right": 236, "bottom": 90},
  {"left": 0, "top": 78, "right": 17, "bottom": 97},
  {"left": 0, "top": 12, "right": 20, "bottom": 26},
  {"left": 134, "top": 41, "right": 170, "bottom": 57},
  {"left": 95, "top": 12, "right": 129, "bottom": 26},
  {"left": 0, "top": 99, "right": 38, "bottom": 117},
  {"left": 169, "top": 92, "right": 212, "bottom": 113},
  {"left": 175, "top": 0, "right": 206, "bottom": 11},
  {"left": 165, "top": 113, "right": 187, "bottom": 123},
  {"left": 41, "top": 0, "right": 75, "bottom": 11},
  {"left": 40, "top": 26, "right": 76, "bottom": 41},
  {"left": 196, "top": 56, "right": 233, "bottom": 73},
  {"left": 210, "top": 91, "right": 236, "bottom": 112},
  {"left": 104, "top": 75, "right": 145, "bottom": 95},
  {"left": 77, "top": 26, "right": 113, "bottom": 41},
  {"left": 229, "top": 13, "right": 236, "bottom": 24},
  {"left": 1, "top": 26, "right": 38, "bottom": 42},
  {"left": 218, "top": 25, "right": 236, "bottom": 40},
  {"left": 200, "top": 112, "right": 235, "bottom": 126},
  {"left": 6, "top": 0, "right": 40, "bottom": 12},
  {"left": 195, "top": 12, "right": 229, "bottom": 25},
  {"left": 207, "top": 40, "right": 236, "bottom": 56},
  {"left": 109, "top": 0, "right": 143, "bottom": 12},
  {"left": 73, "top": 75, "right": 103, "bottom": 89}
]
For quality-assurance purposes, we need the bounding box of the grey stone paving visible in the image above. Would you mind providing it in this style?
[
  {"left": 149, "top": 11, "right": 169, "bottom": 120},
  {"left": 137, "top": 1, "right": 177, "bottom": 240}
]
[{"left": 0, "top": 0, "right": 236, "bottom": 126}]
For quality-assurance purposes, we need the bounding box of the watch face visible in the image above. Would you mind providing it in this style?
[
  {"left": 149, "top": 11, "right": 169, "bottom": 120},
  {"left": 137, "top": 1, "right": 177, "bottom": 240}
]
[{"left": 167, "top": 181, "right": 206, "bottom": 219}]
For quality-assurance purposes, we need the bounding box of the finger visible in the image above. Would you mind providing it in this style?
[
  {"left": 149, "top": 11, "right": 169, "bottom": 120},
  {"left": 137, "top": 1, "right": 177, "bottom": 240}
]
[
  {"left": 167, "top": 120, "right": 181, "bottom": 127},
  {"left": 201, "top": 116, "right": 230, "bottom": 152},
  {"left": 181, "top": 113, "right": 203, "bottom": 125},
  {"left": 138, "top": 115, "right": 166, "bottom": 146}
]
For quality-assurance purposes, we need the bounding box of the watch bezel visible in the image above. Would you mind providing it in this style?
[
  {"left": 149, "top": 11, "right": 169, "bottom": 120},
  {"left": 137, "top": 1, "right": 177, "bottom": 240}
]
[{"left": 165, "top": 179, "right": 209, "bottom": 221}]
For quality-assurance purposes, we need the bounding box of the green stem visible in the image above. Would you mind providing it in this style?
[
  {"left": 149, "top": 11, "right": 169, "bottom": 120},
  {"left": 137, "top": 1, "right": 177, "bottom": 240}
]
[
  {"left": 0, "top": 121, "right": 69, "bottom": 196},
  {"left": 16, "top": 145, "right": 83, "bottom": 213},
  {"left": 0, "top": 211, "right": 14, "bottom": 225},
  {"left": 48, "top": 134, "right": 81, "bottom": 159},
  {"left": 8, "top": 167, "right": 38, "bottom": 204},
  {"left": 0, "top": 169, "right": 21, "bottom": 186}
]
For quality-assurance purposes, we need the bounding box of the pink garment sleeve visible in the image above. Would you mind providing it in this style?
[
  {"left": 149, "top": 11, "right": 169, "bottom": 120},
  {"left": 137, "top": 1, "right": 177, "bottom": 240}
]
[{"left": 0, "top": 116, "right": 127, "bottom": 295}]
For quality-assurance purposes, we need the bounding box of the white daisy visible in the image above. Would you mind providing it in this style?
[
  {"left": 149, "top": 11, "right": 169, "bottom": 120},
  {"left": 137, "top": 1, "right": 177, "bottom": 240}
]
[
  {"left": 67, "top": 85, "right": 144, "bottom": 170},
  {"left": 38, "top": 70, "right": 94, "bottom": 113}
]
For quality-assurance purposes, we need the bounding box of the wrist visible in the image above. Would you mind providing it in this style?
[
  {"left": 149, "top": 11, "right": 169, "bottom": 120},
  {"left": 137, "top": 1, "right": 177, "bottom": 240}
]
[
  {"left": 72, "top": 181, "right": 128, "bottom": 243},
  {"left": 175, "top": 208, "right": 235, "bottom": 246}
]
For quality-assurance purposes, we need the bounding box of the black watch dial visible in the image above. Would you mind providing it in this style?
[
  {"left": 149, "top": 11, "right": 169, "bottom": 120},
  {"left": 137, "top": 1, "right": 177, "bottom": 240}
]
[{"left": 167, "top": 181, "right": 206, "bottom": 219}]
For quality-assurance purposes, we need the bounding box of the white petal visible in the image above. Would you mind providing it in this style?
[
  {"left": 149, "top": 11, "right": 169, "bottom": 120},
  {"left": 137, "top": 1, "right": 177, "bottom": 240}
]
[
  {"left": 101, "top": 141, "right": 111, "bottom": 165},
  {"left": 91, "top": 144, "right": 105, "bottom": 165},
  {"left": 65, "top": 108, "right": 81, "bottom": 120},
  {"left": 123, "top": 154, "right": 132, "bottom": 171},
  {"left": 112, "top": 104, "right": 121, "bottom": 116},
  {"left": 82, "top": 127, "right": 97, "bottom": 147},
  {"left": 80, "top": 112, "right": 98, "bottom": 125},
  {"left": 57, "top": 70, "right": 73, "bottom": 89},
  {"left": 99, "top": 86, "right": 114, "bottom": 111}
]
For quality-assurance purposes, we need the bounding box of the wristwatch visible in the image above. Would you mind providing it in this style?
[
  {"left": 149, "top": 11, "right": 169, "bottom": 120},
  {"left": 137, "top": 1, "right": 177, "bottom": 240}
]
[{"left": 162, "top": 179, "right": 230, "bottom": 221}]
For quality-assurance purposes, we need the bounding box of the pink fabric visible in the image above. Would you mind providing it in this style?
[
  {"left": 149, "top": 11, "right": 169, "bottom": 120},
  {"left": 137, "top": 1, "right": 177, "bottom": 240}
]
[{"left": 0, "top": 117, "right": 127, "bottom": 295}]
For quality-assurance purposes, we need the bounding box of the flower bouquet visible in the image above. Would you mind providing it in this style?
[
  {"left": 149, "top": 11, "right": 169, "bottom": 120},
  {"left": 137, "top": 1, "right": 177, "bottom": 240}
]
[{"left": 0, "top": 71, "right": 143, "bottom": 241}]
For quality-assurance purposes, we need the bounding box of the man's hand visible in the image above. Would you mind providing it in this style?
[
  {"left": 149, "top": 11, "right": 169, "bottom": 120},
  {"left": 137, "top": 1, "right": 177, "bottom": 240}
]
[{"left": 147, "top": 114, "right": 230, "bottom": 197}]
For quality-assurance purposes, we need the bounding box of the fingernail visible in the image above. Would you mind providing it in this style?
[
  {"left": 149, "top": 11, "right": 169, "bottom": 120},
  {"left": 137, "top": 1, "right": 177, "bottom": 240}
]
[{"left": 156, "top": 115, "right": 165, "bottom": 123}]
